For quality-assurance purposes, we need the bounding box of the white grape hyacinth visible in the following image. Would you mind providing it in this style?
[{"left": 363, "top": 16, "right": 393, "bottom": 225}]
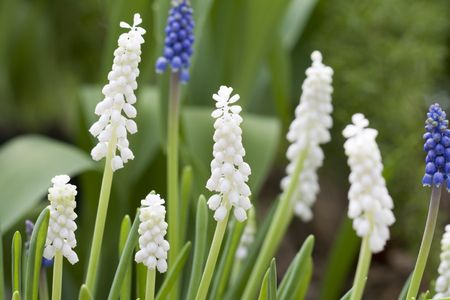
[
  {"left": 280, "top": 51, "right": 333, "bottom": 221},
  {"left": 236, "top": 210, "right": 256, "bottom": 259},
  {"left": 434, "top": 225, "right": 450, "bottom": 299},
  {"left": 89, "top": 13, "right": 146, "bottom": 172},
  {"left": 135, "top": 193, "right": 170, "bottom": 273},
  {"left": 43, "top": 175, "right": 79, "bottom": 264},
  {"left": 206, "top": 86, "right": 252, "bottom": 222},
  {"left": 343, "top": 113, "right": 395, "bottom": 253}
]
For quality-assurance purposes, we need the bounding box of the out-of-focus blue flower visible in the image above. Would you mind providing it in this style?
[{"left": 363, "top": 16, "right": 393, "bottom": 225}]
[
  {"left": 155, "top": 0, "right": 194, "bottom": 83},
  {"left": 423, "top": 103, "right": 450, "bottom": 189}
]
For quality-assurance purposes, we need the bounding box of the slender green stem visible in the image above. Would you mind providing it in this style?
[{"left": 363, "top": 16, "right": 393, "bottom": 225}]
[
  {"left": 350, "top": 233, "right": 372, "bottom": 300},
  {"left": 242, "top": 148, "right": 308, "bottom": 300},
  {"left": 84, "top": 133, "right": 116, "bottom": 292},
  {"left": 195, "top": 210, "right": 230, "bottom": 300},
  {"left": 167, "top": 72, "right": 181, "bottom": 298},
  {"left": 51, "top": 251, "right": 63, "bottom": 300},
  {"left": 145, "top": 268, "right": 156, "bottom": 300},
  {"left": 406, "top": 185, "right": 442, "bottom": 300}
]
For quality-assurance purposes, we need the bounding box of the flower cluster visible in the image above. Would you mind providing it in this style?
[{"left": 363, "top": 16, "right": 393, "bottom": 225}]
[
  {"left": 343, "top": 114, "right": 395, "bottom": 253},
  {"left": 280, "top": 51, "right": 333, "bottom": 221},
  {"left": 206, "top": 86, "right": 252, "bottom": 222},
  {"left": 236, "top": 211, "right": 256, "bottom": 259},
  {"left": 89, "top": 13, "right": 146, "bottom": 171},
  {"left": 434, "top": 225, "right": 450, "bottom": 299},
  {"left": 422, "top": 103, "right": 450, "bottom": 189},
  {"left": 155, "top": 0, "right": 194, "bottom": 83},
  {"left": 43, "top": 175, "right": 79, "bottom": 264},
  {"left": 135, "top": 193, "right": 170, "bottom": 273}
]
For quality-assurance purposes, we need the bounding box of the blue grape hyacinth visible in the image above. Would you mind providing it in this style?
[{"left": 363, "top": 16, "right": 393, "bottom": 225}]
[
  {"left": 422, "top": 103, "right": 450, "bottom": 189},
  {"left": 155, "top": 0, "right": 194, "bottom": 83}
]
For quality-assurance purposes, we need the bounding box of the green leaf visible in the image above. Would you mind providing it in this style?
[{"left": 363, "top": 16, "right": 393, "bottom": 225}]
[
  {"left": 0, "top": 135, "right": 95, "bottom": 231},
  {"left": 209, "top": 219, "right": 246, "bottom": 300},
  {"left": 25, "top": 208, "right": 50, "bottom": 300},
  {"left": 340, "top": 288, "right": 352, "bottom": 300},
  {"left": 397, "top": 274, "right": 411, "bottom": 300},
  {"left": 180, "top": 165, "right": 193, "bottom": 243},
  {"left": 79, "top": 284, "right": 93, "bottom": 300},
  {"left": 156, "top": 242, "right": 192, "bottom": 300},
  {"left": 418, "top": 290, "right": 430, "bottom": 300},
  {"left": 268, "top": 259, "right": 277, "bottom": 300},
  {"left": 136, "top": 260, "right": 147, "bottom": 299},
  {"left": 258, "top": 267, "right": 270, "bottom": 300},
  {"left": 12, "top": 291, "right": 20, "bottom": 300},
  {"left": 293, "top": 257, "right": 313, "bottom": 300},
  {"left": 11, "top": 231, "right": 22, "bottom": 293},
  {"left": 182, "top": 107, "right": 281, "bottom": 197},
  {"left": 319, "top": 218, "right": 359, "bottom": 300},
  {"left": 189, "top": 0, "right": 215, "bottom": 69},
  {"left": 186, "top": 196, "right": 209, "bottom": 300},
  {"left": 277, "top": 235, "right": 315, "bottom": 300},
  {"left": 108, "top": 212, "right": 140, "bottom": 300},
  {"left": 119, "top": 215, "right": 132, "bottom": 300}
]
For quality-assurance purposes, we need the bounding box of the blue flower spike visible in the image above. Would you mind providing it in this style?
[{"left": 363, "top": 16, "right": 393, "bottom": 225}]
[
  {"left": 156, "top": 0, "right": 195, "bottom": 83},
  {"left": 422, "top": 103, "right": 450, "bottom": 189}
]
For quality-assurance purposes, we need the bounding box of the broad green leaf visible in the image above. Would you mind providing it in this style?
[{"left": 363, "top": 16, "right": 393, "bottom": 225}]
[
  {"left": 119, "top": 215, "right": 132, "bottom": 300},
  {"left": 182, "top": 107, "right": 280, "bottom": 197},
  {"left": 79, "top": 284, "right": 93, "bottom": 300},
  {"left": 11, "top": 231, "right": 22, "bottom": 293},
  {"left": 25, "top": 208, "right": 49, "bottom": 300},
  {"left": 209, "top": 220, "right": 246, "bottom": 300},
  {"left": 156, "top": 242, "right": 192, "bottom": 300},
  {"left": 0, "top": 135, "right": 95, "bottom": 231},
  {"left": 186, "top": 196, "right": 209, "bottom": 300},
  {"left": 180, "top": 165, "right": 193, "bottom": 243},
  {"left": 319, "top": 218, "right": 359, "bottom": 300},
  {"left": 108, "top": 212, "right": 140, "bottom": 300},
  {"left": 268, "top": 259, "right": 277, "bottom": 300},
  {"left": 277, "top": 235, "right": 315, "bottom": 300},
  {"left": 397, "top": 274, "right": 411, "bottom": 300}
]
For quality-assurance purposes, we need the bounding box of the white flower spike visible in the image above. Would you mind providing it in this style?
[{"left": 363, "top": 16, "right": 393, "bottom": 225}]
[
  {"left": 43, "top": 175, "right": 79, "bottom": 264},
  {"left": 280, "top": 51, "right": 334, "bottom": 221},
  {"left": 236, "top": 210, "right": 256, "bottom": 259},
  {"left": 343, "top": 113, "right": 395, "bottom": 253},
  {"left": 434, "top": 225, "right": 450, "bottom": 298},
  {"left": 206, "top": 86, "right": 252, "bottom": 222},
  {"left": 135, "top": 193, "right": 170, "bottom": 273},
  {"left": 89, "top": 13, "right": 146, "bottom": 171}
]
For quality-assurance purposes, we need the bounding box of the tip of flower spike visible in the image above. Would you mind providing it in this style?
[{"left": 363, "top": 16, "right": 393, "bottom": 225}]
[
  {"left": 311, "top": 50, "right": 322, "bottom": 62},
  {"left": 342, "top": 113, "right": 374, "bottom": 138}
]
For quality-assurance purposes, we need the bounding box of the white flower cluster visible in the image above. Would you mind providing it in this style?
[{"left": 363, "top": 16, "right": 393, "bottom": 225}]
[
  {"left": 434, "top": 225, "right": 450, "bottom": 299},
  {"left": 343, "top": 114, "right": 395, "bottom": 253},
  {"left": 236, "top": 211, "right": 256, "bottom": 259},
  {"left": 281, "top": 51, "right": 333, "bottom": 221},
  {"left": 206, "top": 86, "right": 252, "bottom": 222},
  {"left": 89, "top": 13, "right": 146, "bottom": 172},
  {"left": 135, "top": 193, "right": 170, "bottom": 273},
  {"left": 43, "top": 175, "right": 79, "bottom": 264}
]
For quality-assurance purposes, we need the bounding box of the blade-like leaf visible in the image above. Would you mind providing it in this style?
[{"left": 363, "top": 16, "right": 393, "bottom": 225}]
[
  {"left": 12, "top": 291, "right": 20, "bottom": 300},
  {"left": 340, "top": 288, "right": 352, "bottom": 300},
  {"left": 277, "top": 235, "right": 315, "bottom": 300},
  {"left": 293, "top": 257, "right": 313, "bottom": 300},
  {"left": 108, "top": 212, "right": 140, "bottom": 300},
  {"left": 397, "top": 274, "right": 411, "bottom": 300},
  {"left": 156, "top": 242, "right": 192, "bottom": 300},
  {"left": 0, "top": 135, "right": 95, "bottom": 231},
  {"left": 258, "top": 266, "right": 270, "bottom": 300},
  {"left": 79, "top": 284, "right": 93, "bottom": 300},
  {"left": 268, "top": 259, "right": 277, "bottom": 300},
  {"left": 25, "top": 208, "right": 50, "bottom": 300},
  {"left": 11, "top": 231, "right": 22, "bottom": 293},
  {"left": 119, "top": 215, "right": 132, "bottom": 300},
  {"left": 0, "top": 228, "right": 4, "bottom": 300},
  {"left": 180, "top": 165, "right": 193, "bottom": 243},
  {"left": 186, "top": 196, "right": 209, "bottom": 300}
]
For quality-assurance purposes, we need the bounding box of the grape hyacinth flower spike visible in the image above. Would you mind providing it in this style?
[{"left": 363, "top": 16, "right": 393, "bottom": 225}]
[
  {"left": 343, "top": 114, "right": 395, "bottom": 300},
  {"left": 155, "top": 0, "right": 194, "bottom": 83},
  {"left": 43, "top": 175, "right": 79, "bottom": 300},
  {"left": 135, "top": 193, "right": 170, "bottom": 300},
  {"left": 433, "top": 225, "right": 450, "bottom": 299},
  {"left": 84, "top": 13, "right": 145, "bottom": 293},
  {"left": 196, "top": 86, "right": 251, "bottom": 300},
  {"left": 407, "top": 103, "right": 449, "bottom": 300}
]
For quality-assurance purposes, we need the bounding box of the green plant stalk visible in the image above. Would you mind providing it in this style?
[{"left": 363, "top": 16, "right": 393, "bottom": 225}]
[
  {"left": 0, "top": 228, "right": 4, "bottom": 300},
  {"left": 350, "top": 233, "right": 372, "bottom": 300},
  {"left": 146, "top": 268, "right": 156, "bottom": 300},
  {"left": 12, "top": 231, "right": 22, "bottom": 293},
  {"left": 406, "top": 185, "right": 442, "bottom": 300},
  {"left": 242, "top": 148, "right": 308, "bottom": 299},
  {"left": 167, "top": 72, "right": 181, "bottom": 299},
  {"left": 84, "top": 133, "right": 116, "bottom": 292},
  {"left": 39, "top": 268, "right": 49, "bottom": 300},
  {"left": 195, "top": 209, "right": 231, "bottom": 300},
  {"left": 51, "top": 251, "right": 63, "bottom": 300}
]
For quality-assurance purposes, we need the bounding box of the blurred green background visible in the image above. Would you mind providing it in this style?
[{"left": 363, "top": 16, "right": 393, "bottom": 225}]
[{"left": 0, "top": 0, "right": 449, "bottom": 299}]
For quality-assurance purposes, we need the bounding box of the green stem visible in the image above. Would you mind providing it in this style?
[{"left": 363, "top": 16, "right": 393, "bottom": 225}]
[
  {"left": 195, "top": 210, "right": 230, "bottom": 300},
  {"left": 167, "top": 72, "right": 181, "bottom": 298},
  {"left": 242, "top": 148, "right": 308, "bottom": 300},
  {"left": 350, "top": 233, "right": 372, "bottom": 300},
  {"left": 406, "top": 185, "right": 442, "bottom": 300},
  {"left": 84, "top": 133, "right": 116, "bottom": 292},
  {"left": 51, "top": 251, "right": 63, "bottom": 300},
  {"left": 145, "top": 268, "right": 156, "bottom": 300}
]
